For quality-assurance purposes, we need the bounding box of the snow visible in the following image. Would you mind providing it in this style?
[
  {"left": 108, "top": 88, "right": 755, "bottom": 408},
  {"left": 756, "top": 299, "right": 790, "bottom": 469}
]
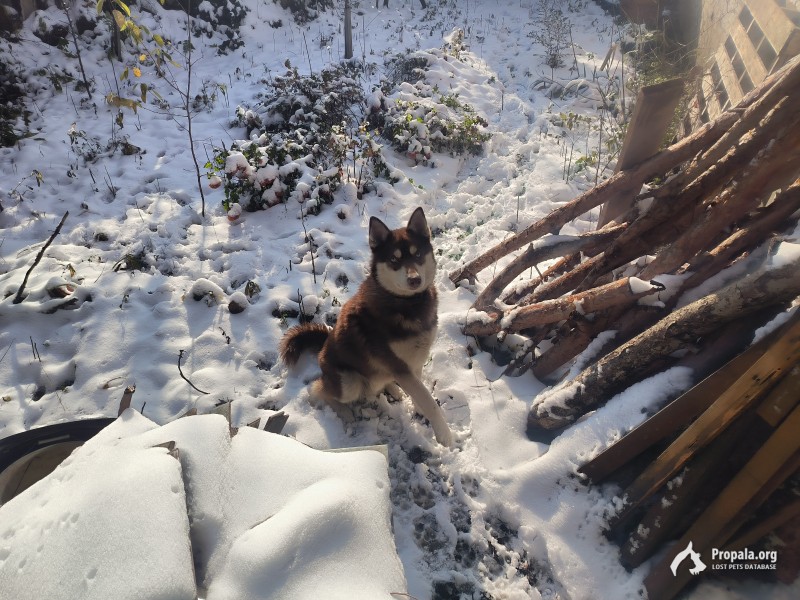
[
  {"left": 628, "top": 276, "right": 655, "bottom": 295},
  {"left": 770, "top": 241, "right": 800, "bottom": 269},
  {"left": 0, "top": 1, "right": 798, "bottom": 599},
  {"left": 0, "top": 411, "right": 404, "bottom": 599}
]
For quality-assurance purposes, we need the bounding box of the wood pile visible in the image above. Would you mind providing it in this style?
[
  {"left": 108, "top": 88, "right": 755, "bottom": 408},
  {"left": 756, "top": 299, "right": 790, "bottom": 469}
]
[
  {"left": 580, "top": 313, "right": 800, "bottom": 600},
  {"left": 449, "top": 47, "right": 800, "bottom": 600},
  {"left": 450, "top": 53, "right": 800, "bottom": 436}
]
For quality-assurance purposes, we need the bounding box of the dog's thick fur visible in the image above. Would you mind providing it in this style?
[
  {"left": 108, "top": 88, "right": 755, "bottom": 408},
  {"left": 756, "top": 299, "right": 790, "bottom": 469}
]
[{"left": 280, "top": 207, "right": 453, "bottom": 446}]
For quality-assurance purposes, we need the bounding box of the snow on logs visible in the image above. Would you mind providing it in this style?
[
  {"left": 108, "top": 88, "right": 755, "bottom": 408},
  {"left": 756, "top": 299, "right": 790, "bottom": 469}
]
[
  {"left": 464, "top": 276, "right": 665, "bottom": 337},
  {"left": 527, "top": 249, "right": 800, "bottom": 433}
]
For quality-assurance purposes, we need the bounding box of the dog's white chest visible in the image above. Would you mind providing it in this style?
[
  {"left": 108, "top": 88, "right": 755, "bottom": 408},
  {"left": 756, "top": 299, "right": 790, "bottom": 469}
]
[{"left": 389, "top": 328, "right": 436, "bottom": 372}]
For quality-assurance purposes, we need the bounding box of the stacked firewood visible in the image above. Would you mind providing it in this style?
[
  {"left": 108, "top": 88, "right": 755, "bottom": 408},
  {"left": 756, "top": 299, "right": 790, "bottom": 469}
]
[{"left": 451, "top": 54, "right": 800, "bottom": 435}]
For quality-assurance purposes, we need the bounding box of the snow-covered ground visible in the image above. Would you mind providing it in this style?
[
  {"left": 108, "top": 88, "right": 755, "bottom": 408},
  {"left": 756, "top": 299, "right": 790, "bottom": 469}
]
[{"left": 0, "top": 0, "right": 797, "bottom": 598}]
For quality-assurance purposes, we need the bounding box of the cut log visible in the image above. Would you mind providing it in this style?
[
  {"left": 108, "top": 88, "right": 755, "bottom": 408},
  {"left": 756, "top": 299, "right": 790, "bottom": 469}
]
[
  {"left": 574, "top": 94, "right": 800, "bottom": 293},
  {"left": 527, "top": 254, "right": 800, "bottom": 432},
  {"left": 464, "top": 277, "right": 663, "bottom": 337},
  {"left": 679, "top": 180, "right": 800, "bottom": 294},
  {"left": 639, "top": 120, "right": 800, "bottom": 279},
  {"left": 472, "top": 224, "right": 626, "bottom": 311},
  {"left": 450, "top": 55, "right": 800, "bottom": 287},
  {"left": 501, "top": 253, "right": 580, "bottom": 305},
  {"left": 578, "top": 312, "right": 799, "bottom": 483},
  {"left": 698, "top": 53, "right": 800, "bottom": 170}
]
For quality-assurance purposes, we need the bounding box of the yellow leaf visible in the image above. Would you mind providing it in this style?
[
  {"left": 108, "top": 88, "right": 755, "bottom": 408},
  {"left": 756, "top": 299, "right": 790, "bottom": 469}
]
[
  {"left": 113, "top": 0, "right": 131, "bottom": 17},
  {"left": 96, "top": 0, "right": 105, "bottom": 15},
  {"left": 112, "top": 9, "right": 126, "bottom": 31},
  {"left": 133, "top": 66, "right": 141, "bottom": 77},
  {"left": 105, "top": 93, "right": 140, "bottom": 114},
  {"left": 153, "top": 34, "right": 165, "bottom": 47},
  {"left": 139, "top": 53, "right": 147, "bottom": 62}
]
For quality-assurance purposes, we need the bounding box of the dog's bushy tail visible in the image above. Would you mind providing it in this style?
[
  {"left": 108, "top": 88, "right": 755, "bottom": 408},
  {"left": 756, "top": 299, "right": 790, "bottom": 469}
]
[{"left": 280, "top": 323, "right": 330, "bottom": 366}]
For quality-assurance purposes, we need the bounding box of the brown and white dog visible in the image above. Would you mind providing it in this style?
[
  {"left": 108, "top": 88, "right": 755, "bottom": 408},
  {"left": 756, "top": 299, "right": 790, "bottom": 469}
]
[{"left": 280, "top": 207, "right": 453, "bottom": 447}]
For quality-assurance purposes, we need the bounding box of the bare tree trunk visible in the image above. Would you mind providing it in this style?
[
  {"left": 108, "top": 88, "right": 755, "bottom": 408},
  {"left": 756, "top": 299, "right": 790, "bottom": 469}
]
[{"left": 344, "top": 0, "right": 353, "bottom": 59}]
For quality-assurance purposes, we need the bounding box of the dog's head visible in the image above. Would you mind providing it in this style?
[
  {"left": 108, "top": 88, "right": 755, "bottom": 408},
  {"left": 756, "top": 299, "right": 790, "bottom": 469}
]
[{"left": 369, "top": 207, "right": 436, "bottom": 297}]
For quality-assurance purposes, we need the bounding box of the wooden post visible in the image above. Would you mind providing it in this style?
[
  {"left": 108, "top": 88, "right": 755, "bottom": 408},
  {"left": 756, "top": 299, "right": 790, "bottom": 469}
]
[{"left": 596, "top": 78, "right": 685, "bottom": 228}]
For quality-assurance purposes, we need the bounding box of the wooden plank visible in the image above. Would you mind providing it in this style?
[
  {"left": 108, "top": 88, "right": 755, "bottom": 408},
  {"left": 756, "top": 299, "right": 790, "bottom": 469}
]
[
  {"left": 644, "top": 403, "right": 800, "bottom": 600},
  {"left": 610, "top": 315, "right": 800, "bottom": 525},
  {"left": 755, "top": 365, "right": 800, "bottom": 427},
  {"left": 619, "top": 416, "right": 755, "bottom": 569},
  {"left": 715, "top": 451, "right": 800, "bottom": 549},
  {"left": 620, "top": 365, "right": 800, "bottom": 567},
  {"left": 579, "top": 312, "right": 800, "bottom": 482},
  {"left": 724, "top": 497, "right": 800, "bottom": 552},
  {"left": 597, "top": 78, "right": 685, "bottom": 228}
]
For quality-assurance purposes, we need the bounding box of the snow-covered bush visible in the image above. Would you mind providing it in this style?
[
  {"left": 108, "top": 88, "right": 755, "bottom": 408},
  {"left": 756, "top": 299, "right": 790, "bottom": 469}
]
[
  {"left": 209, "top": 49, "right": 489, "bottom": 215},
  {"left": 0, "top": 54, "right": 29, "bottom": 147},
  {"left": 191, "top": 0, "right": 248, "bottom": 53},
  {"left": 272, "top": 0, "right": 334, "bottom": 25},
  {"left": 375, "top": 53, "right": 490, "bottom": 162},
  {"left": 528, "top": 0, "right": 572, "bottom": 72},
  {"left": 379, "top": 91, "right": 489, "bottom": 162},
  {"left": 209, "top": 62, "right": 389, "bottom": 214}
]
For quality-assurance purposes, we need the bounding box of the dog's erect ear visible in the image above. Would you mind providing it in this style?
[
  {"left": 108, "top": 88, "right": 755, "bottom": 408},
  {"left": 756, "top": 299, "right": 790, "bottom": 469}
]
[
  {"left": 369, "top": 216, "right": 392, "bottom": 249},
  {"left": 406, "top": 207, "right": 430, "bottom": 240}
]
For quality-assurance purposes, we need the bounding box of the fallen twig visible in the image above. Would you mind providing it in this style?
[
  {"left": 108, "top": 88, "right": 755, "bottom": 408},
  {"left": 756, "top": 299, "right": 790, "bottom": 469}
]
[
  {"left": 13, "top": 211, "right": 69, "bottom": 304},
  {"left": 178, "top": 349, "right": 210, "bottom": 395}
]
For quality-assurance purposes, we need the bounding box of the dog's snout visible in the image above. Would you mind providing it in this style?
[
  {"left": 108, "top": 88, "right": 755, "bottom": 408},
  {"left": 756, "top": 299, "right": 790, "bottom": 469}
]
[{"left": 406, "top": 267, "right": 422, "bottom": 289}]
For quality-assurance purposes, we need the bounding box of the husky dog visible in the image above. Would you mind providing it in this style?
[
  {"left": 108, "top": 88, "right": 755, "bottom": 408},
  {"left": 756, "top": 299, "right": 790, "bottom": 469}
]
[{"left": 280, "top": 207, "right": 453, "bottom": 447}]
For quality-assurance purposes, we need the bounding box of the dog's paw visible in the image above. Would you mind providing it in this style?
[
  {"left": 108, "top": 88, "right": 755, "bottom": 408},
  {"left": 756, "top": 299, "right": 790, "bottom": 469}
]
[
  {"left": 328, "top": 400, "right": 357, "bottom": 424},
  {"left": 434, "top": 426, "right": 455, "bottom": 449},
  {"left": 383, "top": 382, "right": 404, "bottom": 403}
]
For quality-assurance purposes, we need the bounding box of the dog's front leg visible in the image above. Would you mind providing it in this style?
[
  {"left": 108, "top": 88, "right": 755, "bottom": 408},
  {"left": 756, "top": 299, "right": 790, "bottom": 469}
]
[{"left": 395, "top": 373, "right": 453, "bottom": 447}]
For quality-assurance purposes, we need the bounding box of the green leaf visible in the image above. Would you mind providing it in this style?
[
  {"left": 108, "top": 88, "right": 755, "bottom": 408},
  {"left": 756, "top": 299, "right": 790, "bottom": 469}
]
[
  {"left": 120, "top": 67, "right": 129, "bottom": 80},
  {"left": 140, "top": 82, "right": 148, "bottom": 103},
  {"left": 96, "top": 0, "right": 105, "bottom": 14},
  {"left": 153, "top": 34, "right": 165, "bottom": 47}
]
